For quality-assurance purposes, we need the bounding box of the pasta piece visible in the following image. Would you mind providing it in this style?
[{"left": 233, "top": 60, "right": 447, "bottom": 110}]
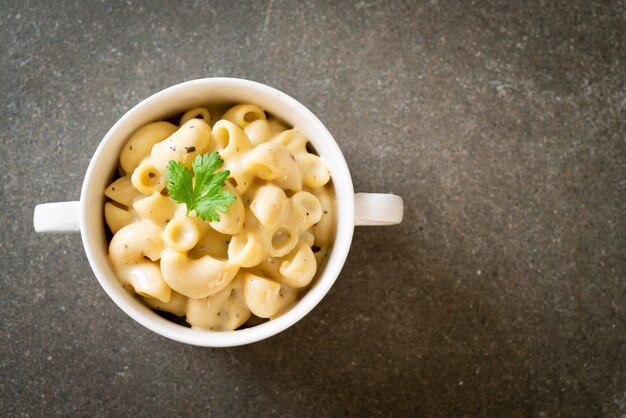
[
  {"left": 133, "top": 192, "right": 177, "bottom": 225},
  {"left": 227, "top": 211, "right": 267, "bottom": 267},
  {"left": 120, "top": 121, "right": 177, "bottom": 174},
  {"left": 272, "top": 129, "right": 301, "bottom": 147},
  {"left": 212, "top": 120, "right": 254, "bottom": 158},
  {"left": 211, "top": 120, "right": 255, "bottom": 193},
  {"left": 267, "top": 118, "right": 288, "bottom": 135},
  {"left": 242, "top": 273, "right": 297, "bottom": 318},
  {"left": 162, "top": 217, "right": 200, "bottom": 252},
  {"left": 142, "top": 291, "right": 187, "bottom": 317},
  {"left": 300, "top": 230, "right": 315, "bottom": 247},
  {"left": 310, "top": 186, "right": 335, "bottom": 247},
  {"left": 222, "top": 104, "right": 266, "bottom": 129},
  {"left": 185, "top": 275, "right": 251, "bottom": 330},
  {"left": 243, "top": 119, "right": 273, "bottom": 146},
  {"left": 108, "top": 222, "right": 171, "bottom": 303},
  {"left": 160, "top": 248, "right": 239, "bottom": 298},
  {"left": 268, "top": 225, "right": 299, "bottom": 258},
  {"left": 244, "top": 142, "right": 302, "bottom": 192},
  {"left": 228, "top": 231, "right": 266, "bottom": 268},
  {"left": 149, "top": 118, "right": 213, "bottom": 172},
  {"left": 131, "top": 161, "right": 166, "bottom": 195},
  {"left": 180, "top": 107, "right": 212, "bottom": 126},
  {"left": 170, "top": 205, "right": 221, "bottom": 250},
  {"left": 309, "top": 186, "right": 335, "bottom": 267},
  {"left": 289, "top": 191, "right": 322, "bottom": 232},
  {"left": 278, "top": 242, "right": 317, "bottom": 288},
  {"left": 188, "top": 226, "right": 230, "bottom": 260},
  {"left": 299, "top": 153, "right": 330, "bottom": 188},
  {"left": 104, "top": 202, "right": 134, "bottom": 234},
  {"left": 274, "top": 129, "right": 329, "bottom": 188},
  {"left": 104, "top": 176, "right": 141, "bottom": 208},
  {"left": 248, "top": 257, "right": 282, "bottom": 282},
  {"left": 249, "top": 184, "right": 289, "bottom": 232},
  {"left": 208, "top": 182, "right": 244, "bottom": 235}
]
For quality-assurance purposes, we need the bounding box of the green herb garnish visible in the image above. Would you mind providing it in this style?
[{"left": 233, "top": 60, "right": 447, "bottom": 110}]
[{"left": 165, "top": 152, "right": 236, "bottom": 222}]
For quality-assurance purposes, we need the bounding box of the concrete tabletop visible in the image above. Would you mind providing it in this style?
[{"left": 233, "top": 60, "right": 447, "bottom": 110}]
[{"left": 2, "top": 0, "right": 625, "bottom": 416}]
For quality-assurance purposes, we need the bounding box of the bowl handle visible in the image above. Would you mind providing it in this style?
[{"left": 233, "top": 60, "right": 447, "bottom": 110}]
[
  {"left": 33, "top": 201, "right": 80, "bottom": 233},
  {"left": 355, "top": 193, "right": 403, "bottom": 226}
]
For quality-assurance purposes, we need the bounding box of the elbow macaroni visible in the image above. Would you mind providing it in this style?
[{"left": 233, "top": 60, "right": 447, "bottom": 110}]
[{"left": 105, "top": 104, "right": 336, "bottom": 331}]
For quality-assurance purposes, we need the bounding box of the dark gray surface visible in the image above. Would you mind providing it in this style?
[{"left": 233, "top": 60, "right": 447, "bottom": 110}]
[{"left": 1, "top": 0, "right": 625, "bottom": 416}]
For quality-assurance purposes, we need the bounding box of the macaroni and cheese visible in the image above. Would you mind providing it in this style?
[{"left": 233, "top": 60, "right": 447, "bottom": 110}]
[{"left": 104, "top": 104, "right": 335, "bottom": 331}]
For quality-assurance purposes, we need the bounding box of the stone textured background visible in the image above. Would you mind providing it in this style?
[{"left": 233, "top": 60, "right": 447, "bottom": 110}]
[{"left": 1, "top": 0, "right": 625, "bottom": 416}]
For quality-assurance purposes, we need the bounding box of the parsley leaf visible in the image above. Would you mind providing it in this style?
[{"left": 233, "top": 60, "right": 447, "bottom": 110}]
[
  {"left": 164, "top": 160, "right": 195, "bottom": 206},
  {"left": 165, "top": 152, "right": 236, "bottom": 222}
]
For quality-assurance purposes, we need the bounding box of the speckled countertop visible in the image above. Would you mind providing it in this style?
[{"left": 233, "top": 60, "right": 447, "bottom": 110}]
[{"left": 1, "top": 1, "right": 625, "bottom": 416}]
